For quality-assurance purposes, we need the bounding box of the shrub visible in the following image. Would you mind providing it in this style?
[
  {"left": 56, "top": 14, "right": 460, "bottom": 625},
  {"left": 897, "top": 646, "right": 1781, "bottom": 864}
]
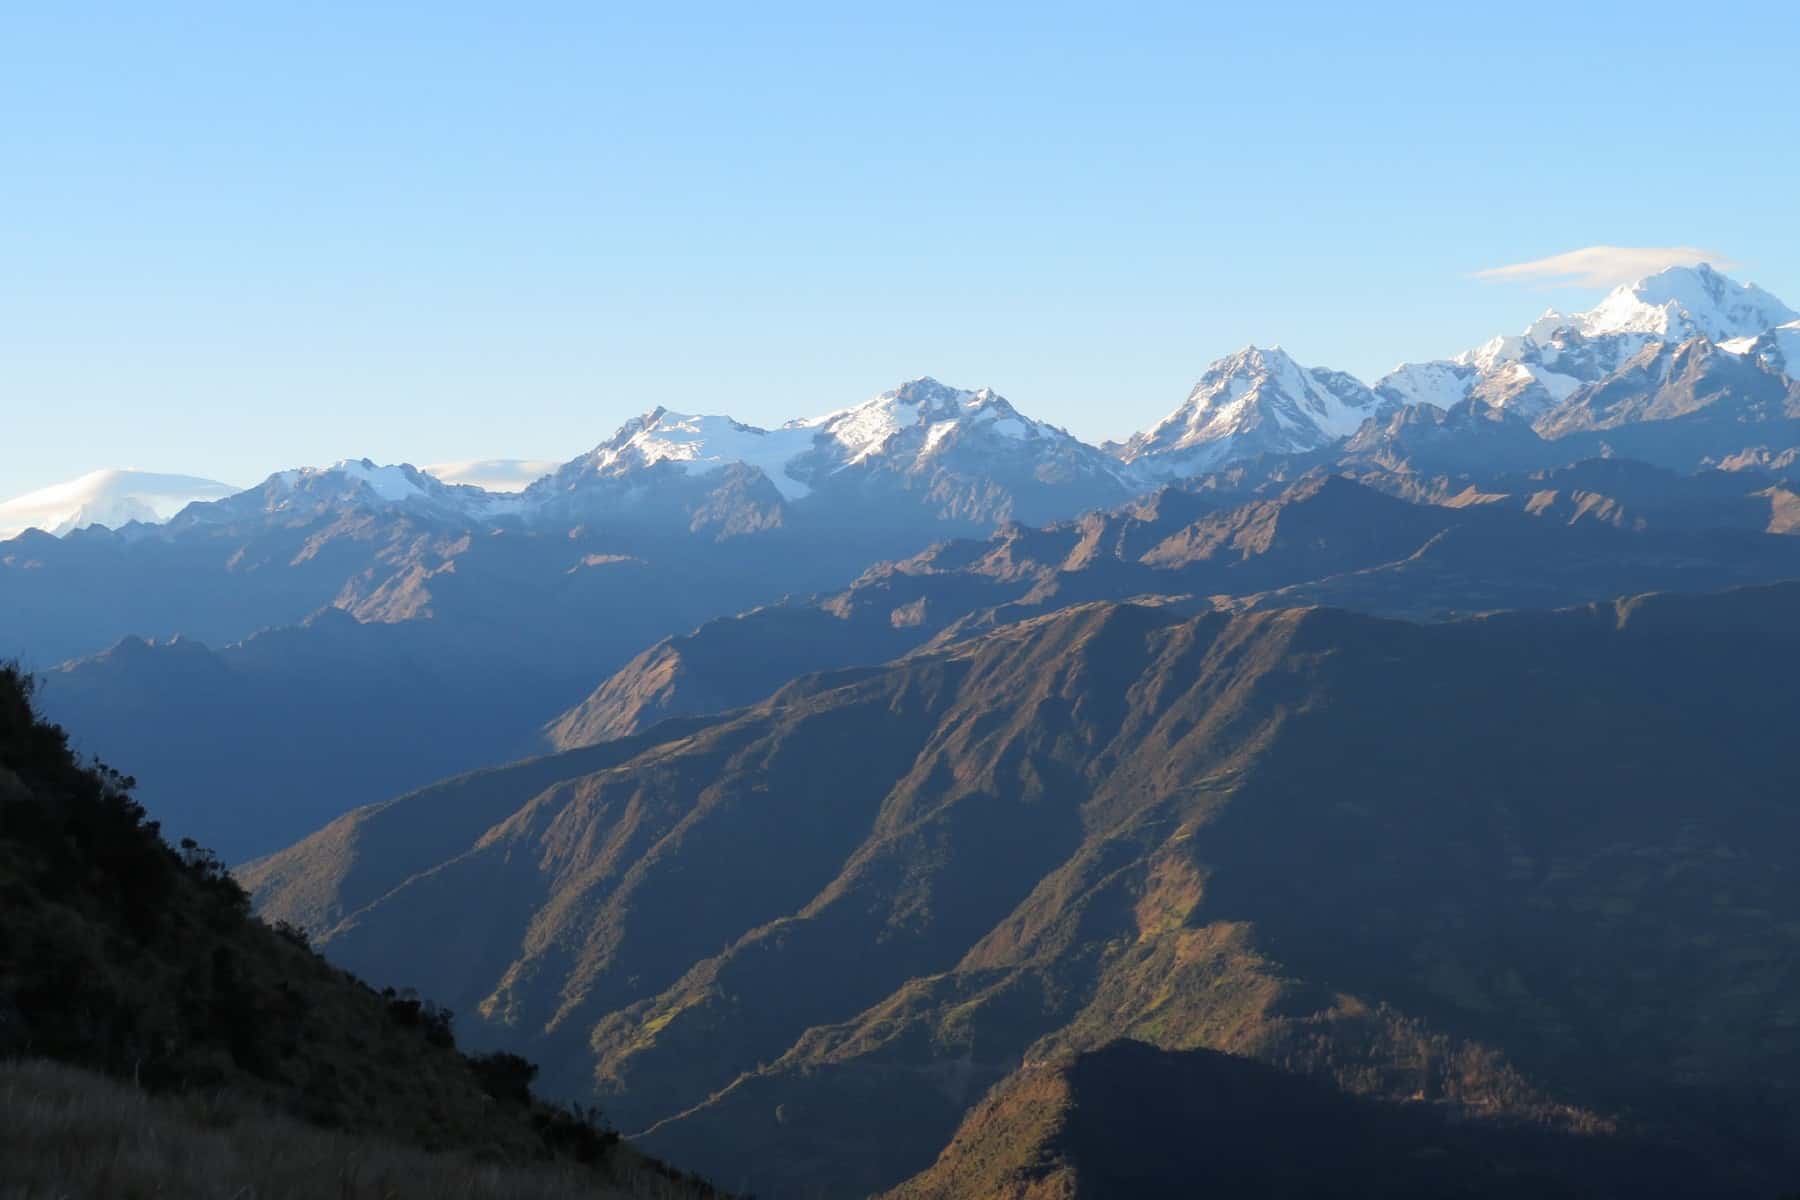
[
  {"left": 178, "top": 837, "right": 250, "bottom": 912},
  {"left": 532, "top": 1102, "right": 620, "bottom": 1164},
  {"left": 382, "top": 988, "right": 455, "bottom": 1049},
  {"left": 469, "top": 1052, "right": 539, "bottom": 1107}
]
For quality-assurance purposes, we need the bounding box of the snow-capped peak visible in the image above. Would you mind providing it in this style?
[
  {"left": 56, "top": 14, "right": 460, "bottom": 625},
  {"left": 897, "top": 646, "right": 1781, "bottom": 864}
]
[
  {"left": 1575, "top": 263, "right": 1797, "bottom": 342},
  {"left": 0, "top": 469, "right": 240, "bottom": 539},
  {"left": 201, "top": 458, "right": 507, "bottom": 525},
  {"left": 1121, "top": 345, "right": 1387, "bottom": 474},
  {"left": 576, "top": 408, "right": 818, "bottom": 499},
  {"left": 546, "top": 378, "right": 1079, "bottom": 505},
  {"left": 325, "top": 458, "right": 429, "bottom": 501},
  {"left": 793, "top": 377, "right": 1042, "bottom": 467},
  {"left": 1378, "top": 264, "right": 1797, "bottom": 419},
  {"left": 257, "top": 459, "right": 445, "bottom": 503}
]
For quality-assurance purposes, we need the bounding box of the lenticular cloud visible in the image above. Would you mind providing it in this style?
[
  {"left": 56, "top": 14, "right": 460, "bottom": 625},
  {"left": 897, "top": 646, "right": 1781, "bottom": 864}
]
[{"left": 1473, "top": 244, "right": 1738, "bottom": 288}]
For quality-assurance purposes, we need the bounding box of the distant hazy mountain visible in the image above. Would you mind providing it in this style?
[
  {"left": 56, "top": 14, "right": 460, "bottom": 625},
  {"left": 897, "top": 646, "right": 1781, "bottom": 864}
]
[
  {"left": 247, "top": 584, "right": 1800, "bottom": 1197},
  {"left": 0, "top": 468, "right": 238, "bottom": 538},
  {"left": 40, "top": 611, "right": 571, "bottom": 858}
]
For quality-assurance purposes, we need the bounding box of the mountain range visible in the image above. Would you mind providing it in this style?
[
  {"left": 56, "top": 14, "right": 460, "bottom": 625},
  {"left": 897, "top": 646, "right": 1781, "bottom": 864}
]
[
  {"left": 244, "top": 583, "right": 1800, "bottom": 1197},
  {"left": 0, "top": 468, "right": 239, "bottom": 540},
  {"left": 1, "top": 384, "right": 1147, "bottom": 858},
  {"left": 12, "top": 264, "right": 1800, "bottom": 861},
  {"left": 1376, "top": 262, "right": 1798, "bottom": 416},
  {"left": 8, "top": 264, "right": 1798, "bottom": 546},
  {"left": 14, "top": 262, "right": 1800, "bottom": 1194},
  {"left": 541, "top": 463, "right": 1800, "bottom": 752}
]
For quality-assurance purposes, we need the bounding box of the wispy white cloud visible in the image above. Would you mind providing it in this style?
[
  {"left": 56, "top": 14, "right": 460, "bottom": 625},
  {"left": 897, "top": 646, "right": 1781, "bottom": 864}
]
[{"left": 1472, "top": 245, "right": 1739, "bottom": 288}]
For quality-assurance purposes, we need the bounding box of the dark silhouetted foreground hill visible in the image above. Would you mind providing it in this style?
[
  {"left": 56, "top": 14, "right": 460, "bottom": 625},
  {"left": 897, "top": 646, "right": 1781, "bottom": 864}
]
[
  {"left": 250, "top": 584, "right": 1800, "bottom": 1197},
  {"left": 0, "top": 664, "right": 726, "bottom": 1198}
]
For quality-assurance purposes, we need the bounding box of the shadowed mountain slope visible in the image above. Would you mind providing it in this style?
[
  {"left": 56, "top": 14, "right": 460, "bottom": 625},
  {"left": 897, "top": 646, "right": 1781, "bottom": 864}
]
[
  {"left": 1539, "top": 338, "right": 1800, "bottom": 467},
  {"left": 545, "top": 472, "right": 1800, "bottom": 752},
  {"left": 21, "top": 499, "right": 973, "bottom": 860},
  {"left": 11, "top": 412, "right": 1134, "bottom": 860},
  {"left": 251, "top": 584, "right": 1800, "bottom": 1197},
  {"left": 34, "top": 611, "right": 594, "bottom": 859},
  {"left": 0, "top": 665, "right": 726, "bottom": 1196},
  {"left": 885, "top": 1041, "right": 1732, "bottom": 1200}
]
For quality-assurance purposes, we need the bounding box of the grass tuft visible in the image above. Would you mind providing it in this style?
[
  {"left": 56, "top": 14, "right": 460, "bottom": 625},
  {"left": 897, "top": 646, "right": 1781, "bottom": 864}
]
[{"left": 0, "top": 1058, "right": 710, "bottom": 1200}]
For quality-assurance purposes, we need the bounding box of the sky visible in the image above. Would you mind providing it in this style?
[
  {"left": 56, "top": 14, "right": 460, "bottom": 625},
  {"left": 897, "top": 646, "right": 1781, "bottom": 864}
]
[{"left": 4, "top": 1, "right": 1797, "bottom": 494}]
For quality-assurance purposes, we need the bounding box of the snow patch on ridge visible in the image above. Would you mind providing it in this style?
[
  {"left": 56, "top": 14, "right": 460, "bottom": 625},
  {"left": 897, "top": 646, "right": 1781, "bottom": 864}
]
[
  {"left": 331, "top": 460, "right": 425, "bottom": 502},
  {"left": 1377, "top": 361, "right": 1476, "bottom": 409},
  {"left": 586, "top": 411, "right": 817, "bottom": 499}
]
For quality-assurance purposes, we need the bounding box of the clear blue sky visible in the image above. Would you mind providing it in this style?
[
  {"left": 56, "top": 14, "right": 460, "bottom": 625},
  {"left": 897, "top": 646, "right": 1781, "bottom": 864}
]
[{"left": 4, "top": 1, "right": 1796, "bottom": 493}]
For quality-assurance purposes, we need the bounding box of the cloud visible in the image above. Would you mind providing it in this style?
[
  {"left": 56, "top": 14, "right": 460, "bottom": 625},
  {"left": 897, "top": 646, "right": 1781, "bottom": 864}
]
[{"left": 1472, "top": 245, "right": 1739, "bottom": 289}]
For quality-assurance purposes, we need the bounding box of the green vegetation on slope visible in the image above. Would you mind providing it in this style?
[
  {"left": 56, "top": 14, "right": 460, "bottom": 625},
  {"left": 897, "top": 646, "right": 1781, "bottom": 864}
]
[{"left": 0, "top": 664, "right": 724, "bottom": 1198}]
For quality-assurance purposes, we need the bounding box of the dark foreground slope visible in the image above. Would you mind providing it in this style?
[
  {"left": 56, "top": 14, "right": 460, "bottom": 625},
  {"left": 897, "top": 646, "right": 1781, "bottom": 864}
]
[
  {"left": 251, "top": 583, "right": 1800, "bottom": 1197},
  {"left": 0, "top": 665, "right": 724, "bottom": 1198},
  {"left": 0, "top": 1058, "right": 712, "bottom": 1200}
]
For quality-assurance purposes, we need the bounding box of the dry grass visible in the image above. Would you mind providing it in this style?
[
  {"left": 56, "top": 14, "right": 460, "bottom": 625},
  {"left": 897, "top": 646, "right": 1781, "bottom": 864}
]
[{"left": 0, "top": 1059, "right": 708, "bottom": 1200}]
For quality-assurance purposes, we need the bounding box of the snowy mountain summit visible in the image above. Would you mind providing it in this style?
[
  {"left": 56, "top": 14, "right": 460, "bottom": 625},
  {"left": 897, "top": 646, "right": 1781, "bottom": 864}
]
[
  {"left": 570, "top": 409, "right": 818, "bottom": 498},
  {"left": 0, "top": 469, "right": 239, "bottom": 539},
  {"left": 7, "top": 380, "right": 1128, "bottom": 544},
  {"left": 526, "top": 378, "right": 1132, "bottom": 526},
  {"left": 794, "top": 377, "right": 1047, "bottom": 470},
  {"left": 1575, "top": 263, "right": 1796, "bottom": 342},
  {"left": 1118, "top": 346, "right": 1392, "bottom": 476},
  {"left": 1377, "top": 264, "right": 1798, "bottom": 420},
  {"left": 788, "top": 377, "right": 1121, "bottom": 485},
  {"left": 164, "top": 459, "right": 510, "bottom": 531}
]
